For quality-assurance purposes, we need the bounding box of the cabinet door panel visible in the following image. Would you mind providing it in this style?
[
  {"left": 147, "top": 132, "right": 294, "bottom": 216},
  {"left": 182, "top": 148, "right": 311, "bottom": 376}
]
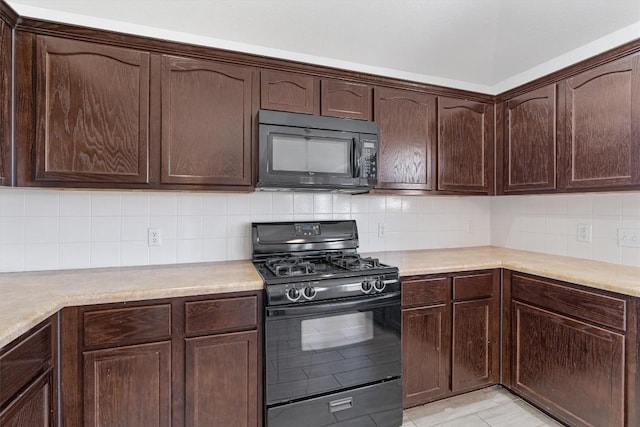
[
  {"left": 83, "top": 341, "right": 171, "bottom": 427},
  {"left": 452, "top": 299, "right": 493, "bottom": 392},
  {"left": 34, "top": 36, "right": 150, "bottom": 184},
  {"left": 321, "top": 79, "right": 371, "bottom": 120},
  {"left": 374, "top": 87, "right": 436, "bottom": 190},
  {"left": 185, "top": 331, "right": 258, "bottom": 427},
  {"left": 438, "top": 98, "right": 493, "bottom": 193},
  {"left": 161, "top": 56, "right": 253, "bottom": 186},
  {"left": 563, "top": 54, "right": 640, "bottom": 189},
  {"left": 0, "top": 17, "right": 10, "bottom": 186},
  {"left": 0, "top": 371, "right": 53, "bottom": 427},
  {"left": 513, "top": 301, "right": 624, "bottom": 427},
  {"left": 260, "top": 69, "right": 318, "bottom": 114},
  {"left": 502, "top": 85, "right": 557, "bottom": 192},
  {"left": 402, "top": 304, "right": 450, "bottom": 407}
]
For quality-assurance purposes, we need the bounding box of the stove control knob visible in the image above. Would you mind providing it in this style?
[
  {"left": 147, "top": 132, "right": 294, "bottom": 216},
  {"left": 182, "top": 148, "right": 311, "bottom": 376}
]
[
  {"left": 361, "top": 280, "right": 373, "bottom": 294},
  {"left": 302, "top": 285, "right": 317, "bottom": 300},
  {"left": 373, "top": 278, "right": 386, "bottom": 292},
  {"left": 286, "top": 288, "right": 301, "bottom": 302}
]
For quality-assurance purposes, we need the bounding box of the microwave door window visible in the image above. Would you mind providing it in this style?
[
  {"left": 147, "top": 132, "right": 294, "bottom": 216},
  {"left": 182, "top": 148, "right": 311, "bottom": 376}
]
[{"left": 271, "top": 135, "right": 350, "bottom": 174}]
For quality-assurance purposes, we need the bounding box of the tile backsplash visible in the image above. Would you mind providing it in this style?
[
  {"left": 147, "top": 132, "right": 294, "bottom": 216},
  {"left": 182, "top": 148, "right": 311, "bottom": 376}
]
[
  {"left": 491, "top": 192, "right": 640, "bottom": 267},
  {"left": 3, "top": 188, "right": 639, "bottom": 273},
  {"left": 0, "top": 188, "right": 490, "bottom": 272}
]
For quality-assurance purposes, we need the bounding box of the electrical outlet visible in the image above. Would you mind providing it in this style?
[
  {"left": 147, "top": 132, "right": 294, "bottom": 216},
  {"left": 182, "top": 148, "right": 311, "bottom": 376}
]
[
  {"left": 148, "top": 227, "right": 162, "bottom": 247},
  {"left": 378, "top": 222, "right": 385, "bottom": 238},
  {"left": 576, "top": 223, "right": 592, "bottom": 242},
  {"left": 618, "top": 228, "right": 640, "bottom": 248}
]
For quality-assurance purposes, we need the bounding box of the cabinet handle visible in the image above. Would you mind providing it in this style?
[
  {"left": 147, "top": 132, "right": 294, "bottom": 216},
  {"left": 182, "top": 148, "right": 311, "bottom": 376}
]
[{"left": 329, "top": 397, "right": 353, "bottom": 413}]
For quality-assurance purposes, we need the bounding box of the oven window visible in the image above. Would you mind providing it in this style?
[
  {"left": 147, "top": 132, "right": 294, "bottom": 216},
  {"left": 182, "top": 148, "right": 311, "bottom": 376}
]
[
  {"left": 301, "top": 312, "right": 373, "bottom": 351},
  {"left": 271, "top": 135, "right": 350, "bottom": 174}
]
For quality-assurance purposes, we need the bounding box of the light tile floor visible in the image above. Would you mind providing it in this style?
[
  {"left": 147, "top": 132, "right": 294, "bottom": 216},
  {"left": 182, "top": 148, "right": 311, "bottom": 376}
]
[{"left": 402, "top": 386, "right": 565, "bottom": 427}]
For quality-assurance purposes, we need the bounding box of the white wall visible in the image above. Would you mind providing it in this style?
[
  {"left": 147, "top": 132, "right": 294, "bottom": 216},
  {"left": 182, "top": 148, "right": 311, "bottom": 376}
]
[
  {"left": 491, "top": 192, "right": 640, "bottom": 266},
  {"left": 0, "top": 188, "right": 490, "bottom": 272}
]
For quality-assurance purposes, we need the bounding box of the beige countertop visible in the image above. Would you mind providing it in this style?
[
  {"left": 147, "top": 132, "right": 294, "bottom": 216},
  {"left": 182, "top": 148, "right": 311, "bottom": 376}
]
[{"left": 2, "top": 246, "right": 640, "bottom": 348}]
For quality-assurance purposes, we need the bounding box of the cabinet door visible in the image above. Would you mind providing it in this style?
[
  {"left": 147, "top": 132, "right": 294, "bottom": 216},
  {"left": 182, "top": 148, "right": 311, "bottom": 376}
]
[
  {"left": 500, "top": 85, "right": 557, "bottom": 193},
  {"left": 185, "top": 331, "right": 258, "bottom": 427},
  {"left": 374, "top": 87, "right": 436, "bottom": 190},
  {"left": 512, "top": 301, "right": 625, "bottom": 427},
  {"left": 83, "top": 341, "right": 171, "bottom": 427},
  {"left": 562, "top": 54, "right": 640, "bottom": 189},
  {"left": 402, "top": 304, "right": 450, "bottom": 407},
  {"left": 0, "top": 371, "right": 54, "bottom": 427},
  {"left": 0, "top": 16, "right": 10, "bottom": 186},
  {"left": 438, "top": 97, "right": 493, "bottom": 193},
  {"left": 320, "top": 79, "right": 371, "bottom": 120},
  {"left": 160, "top": 55, "right": 254, "bottom": 186},
  {"left": 260, "top": 69, "right": 319, "bottom": 114},
  {"left": 30, "top": 36, "right": 150, "bottom": 185}
]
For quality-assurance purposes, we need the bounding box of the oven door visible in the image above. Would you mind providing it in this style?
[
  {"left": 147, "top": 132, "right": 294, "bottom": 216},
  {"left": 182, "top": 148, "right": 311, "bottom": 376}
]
[{"left": 265, "top": 292, "right": 401, "bottom": 406}]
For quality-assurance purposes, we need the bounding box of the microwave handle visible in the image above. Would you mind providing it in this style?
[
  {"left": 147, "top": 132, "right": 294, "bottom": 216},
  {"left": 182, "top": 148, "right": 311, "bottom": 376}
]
[
  {"left": 266, "top": 292, "right": 400, "bottom": 318},
  {"left": 353, "top": 137, "right": 361, "bottom": 178}
]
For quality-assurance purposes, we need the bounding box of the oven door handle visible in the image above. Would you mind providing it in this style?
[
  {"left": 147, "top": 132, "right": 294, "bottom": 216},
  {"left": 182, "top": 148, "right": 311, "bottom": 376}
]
[{"left": 266, "top": 292, "right": 400, "bottom": 318}]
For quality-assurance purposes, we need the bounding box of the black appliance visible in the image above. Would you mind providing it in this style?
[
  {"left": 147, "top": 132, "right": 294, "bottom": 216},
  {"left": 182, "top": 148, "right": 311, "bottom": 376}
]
[
  {"left": 257, "top": 110, "right": 379, "bottom": 193},
  {"left": 252, "top": 220, "right": 402, "bottom": 427}
]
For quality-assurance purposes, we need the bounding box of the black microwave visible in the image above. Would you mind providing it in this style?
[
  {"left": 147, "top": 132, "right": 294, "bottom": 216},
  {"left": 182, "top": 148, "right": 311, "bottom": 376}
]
[{"left": 257, "top": 110, "right": 379, "bottom": 193}]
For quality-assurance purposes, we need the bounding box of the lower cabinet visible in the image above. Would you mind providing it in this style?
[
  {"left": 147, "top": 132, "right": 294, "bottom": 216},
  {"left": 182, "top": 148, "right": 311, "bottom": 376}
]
[
  {"left": 503, "top": 271, "right": 637, "bottom": 427},
  {"left": 0, "top": 317, "right": 57, "bottom": 427},
  {"left": 401, "top": 270, "right": 500, "bottom": 408},
  {"left": 60, "top": 291, "right": 261, "bottom": 427}
]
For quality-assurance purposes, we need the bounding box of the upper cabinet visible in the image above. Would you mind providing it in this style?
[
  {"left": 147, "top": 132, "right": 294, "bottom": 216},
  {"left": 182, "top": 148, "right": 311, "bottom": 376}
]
[
  {"left": 0, "top": 15, "right": 11, "bottom": 186},
  {"left": 160, "top": 55, "right": 254, "bottom": 187},
  {"left": 374, "top": 87, "right": 436, "bottom": 191},
  {"left": 320, "top": 79, "right": 372, "bottom": 120},
  {"left": 560, "top": 54, "right": 640, "bottom": 190},
  {"left": 16, "top": 35, "right": 151, "bottom": 186},
  {"left": 437, "top": 98, "right": 493, "bottom": 193},
  {"left": 498, "top": 85, "right": 557, "bottom": 193},
  {"left": 260, "top": 69, "right": 319, "bottom": 114}
]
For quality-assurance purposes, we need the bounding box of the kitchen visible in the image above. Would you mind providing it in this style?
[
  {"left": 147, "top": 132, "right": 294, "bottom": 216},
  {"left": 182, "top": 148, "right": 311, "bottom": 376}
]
[{"left": 1, "top": 1, "right": 640, "bottom": 426}]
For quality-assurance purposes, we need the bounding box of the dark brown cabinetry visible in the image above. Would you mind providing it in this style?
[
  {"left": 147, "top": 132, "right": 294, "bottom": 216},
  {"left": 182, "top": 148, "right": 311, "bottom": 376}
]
[
  {"left": 320, "top": 79, "right": 372, "bottom": 120},
  {"left": 160, "top": 55, "right": 254, "bottom": 187},
  {"left": 503, "top": 271, "right": 637, "bottom": 427},
  {"left": 260, "top": 69, "right": 319, "bottom": 114},
  {"left": 560, "top": 54, "right": 640, "bottom": 190},
  {"left": 437, "top": 97, "right": 494, "bottom": 193},
  {"left": 16, "top": 34, "right": 151, "bottom": 186},
  {"left": 497, "top": 85, "right": 557, "bottom": 193},
  {"left": 60, "top": 292, "right": 261, "bottom": 427},
  {"left": 374, "top": 87, "right": 436, "bottom": 191},
  {"left": 401, "top": 270, "right": 500, "bottom": 408},
  {"left": 0, "top": 13, "right": 11, "bottom": 186},
  {"left": 0, "top": 317, "right": 57, "bottom": 427}
]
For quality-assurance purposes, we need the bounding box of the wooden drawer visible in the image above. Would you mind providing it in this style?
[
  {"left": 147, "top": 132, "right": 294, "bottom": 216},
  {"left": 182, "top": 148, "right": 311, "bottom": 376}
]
[
  {"left": 0, "top": 321, "right": 52, "bottom": 407},
  {"left": 83, "top": 304, "right": 171, "bottom": 348},
  {"left": 185, "top": 296, "right": 257, "bottom": 336},
  {"left": 511, "top": 273, "right": 627, "bottom": 331},
  {"left": 453, "top": 272, "right": 495, "bottom": 301},
  {"left": 401, "top": 277, "right": 450, "bottom": 307}
]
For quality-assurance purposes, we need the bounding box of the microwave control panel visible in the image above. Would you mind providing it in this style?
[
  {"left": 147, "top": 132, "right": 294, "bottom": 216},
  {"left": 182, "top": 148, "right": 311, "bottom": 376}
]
[{"left": 361, "top": 139, "right": 378, "bottom": 179}]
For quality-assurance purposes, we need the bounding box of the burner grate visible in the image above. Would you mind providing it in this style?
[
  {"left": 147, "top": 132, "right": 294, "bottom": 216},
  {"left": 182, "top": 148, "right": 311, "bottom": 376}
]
[
  {"left": 328, "top": 254, "right": 381, "bottom": 270},
  {"left": 266, "top": 257, "right": 316, "bottom": 277}
]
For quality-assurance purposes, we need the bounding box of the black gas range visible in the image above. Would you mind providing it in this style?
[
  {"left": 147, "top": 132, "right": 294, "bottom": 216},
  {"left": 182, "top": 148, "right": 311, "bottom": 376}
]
[{"left": 252, "top": 220, "right": 402, "bottom": 427}]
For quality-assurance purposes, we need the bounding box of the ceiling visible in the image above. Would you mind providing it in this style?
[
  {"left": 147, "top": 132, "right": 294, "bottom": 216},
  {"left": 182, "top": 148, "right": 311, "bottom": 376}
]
[{"left": 6, "top": 0, "right": 640, "bottom": 94}]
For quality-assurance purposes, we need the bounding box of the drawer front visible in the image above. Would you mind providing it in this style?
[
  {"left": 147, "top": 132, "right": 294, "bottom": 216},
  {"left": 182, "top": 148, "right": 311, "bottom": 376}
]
[
  {"left": 511, "top": 274, "right": 626, "bottom": 331},
  {"left": 83, "top": 304, "right": 172, "bottom": 348},
  {"left": 453, "top": 272, "right": 495, "bottom": 301},
  {"left": 401, "top": 277, "right": 450, "bottom": 307},
  {"left": 0, "top": 322, "right": 52, "bottom": 407},
  {"left": 185, "top": 296, "right": 257, "bottom": 335}
]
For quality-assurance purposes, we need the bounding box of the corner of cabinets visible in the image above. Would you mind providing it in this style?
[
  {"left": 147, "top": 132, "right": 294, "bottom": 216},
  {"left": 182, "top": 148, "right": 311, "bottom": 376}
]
[{"left": 0, "top": 14, "right": 12, "bottom": 187}]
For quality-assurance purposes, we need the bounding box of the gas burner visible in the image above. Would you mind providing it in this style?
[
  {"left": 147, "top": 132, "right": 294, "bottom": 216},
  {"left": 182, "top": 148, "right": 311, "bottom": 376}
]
[
  {"left": 266, "top": 257, "right": 316, "bottom": 277},
  {"left": 328, "top": 254, "right": 381, "bottom": 271}
]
